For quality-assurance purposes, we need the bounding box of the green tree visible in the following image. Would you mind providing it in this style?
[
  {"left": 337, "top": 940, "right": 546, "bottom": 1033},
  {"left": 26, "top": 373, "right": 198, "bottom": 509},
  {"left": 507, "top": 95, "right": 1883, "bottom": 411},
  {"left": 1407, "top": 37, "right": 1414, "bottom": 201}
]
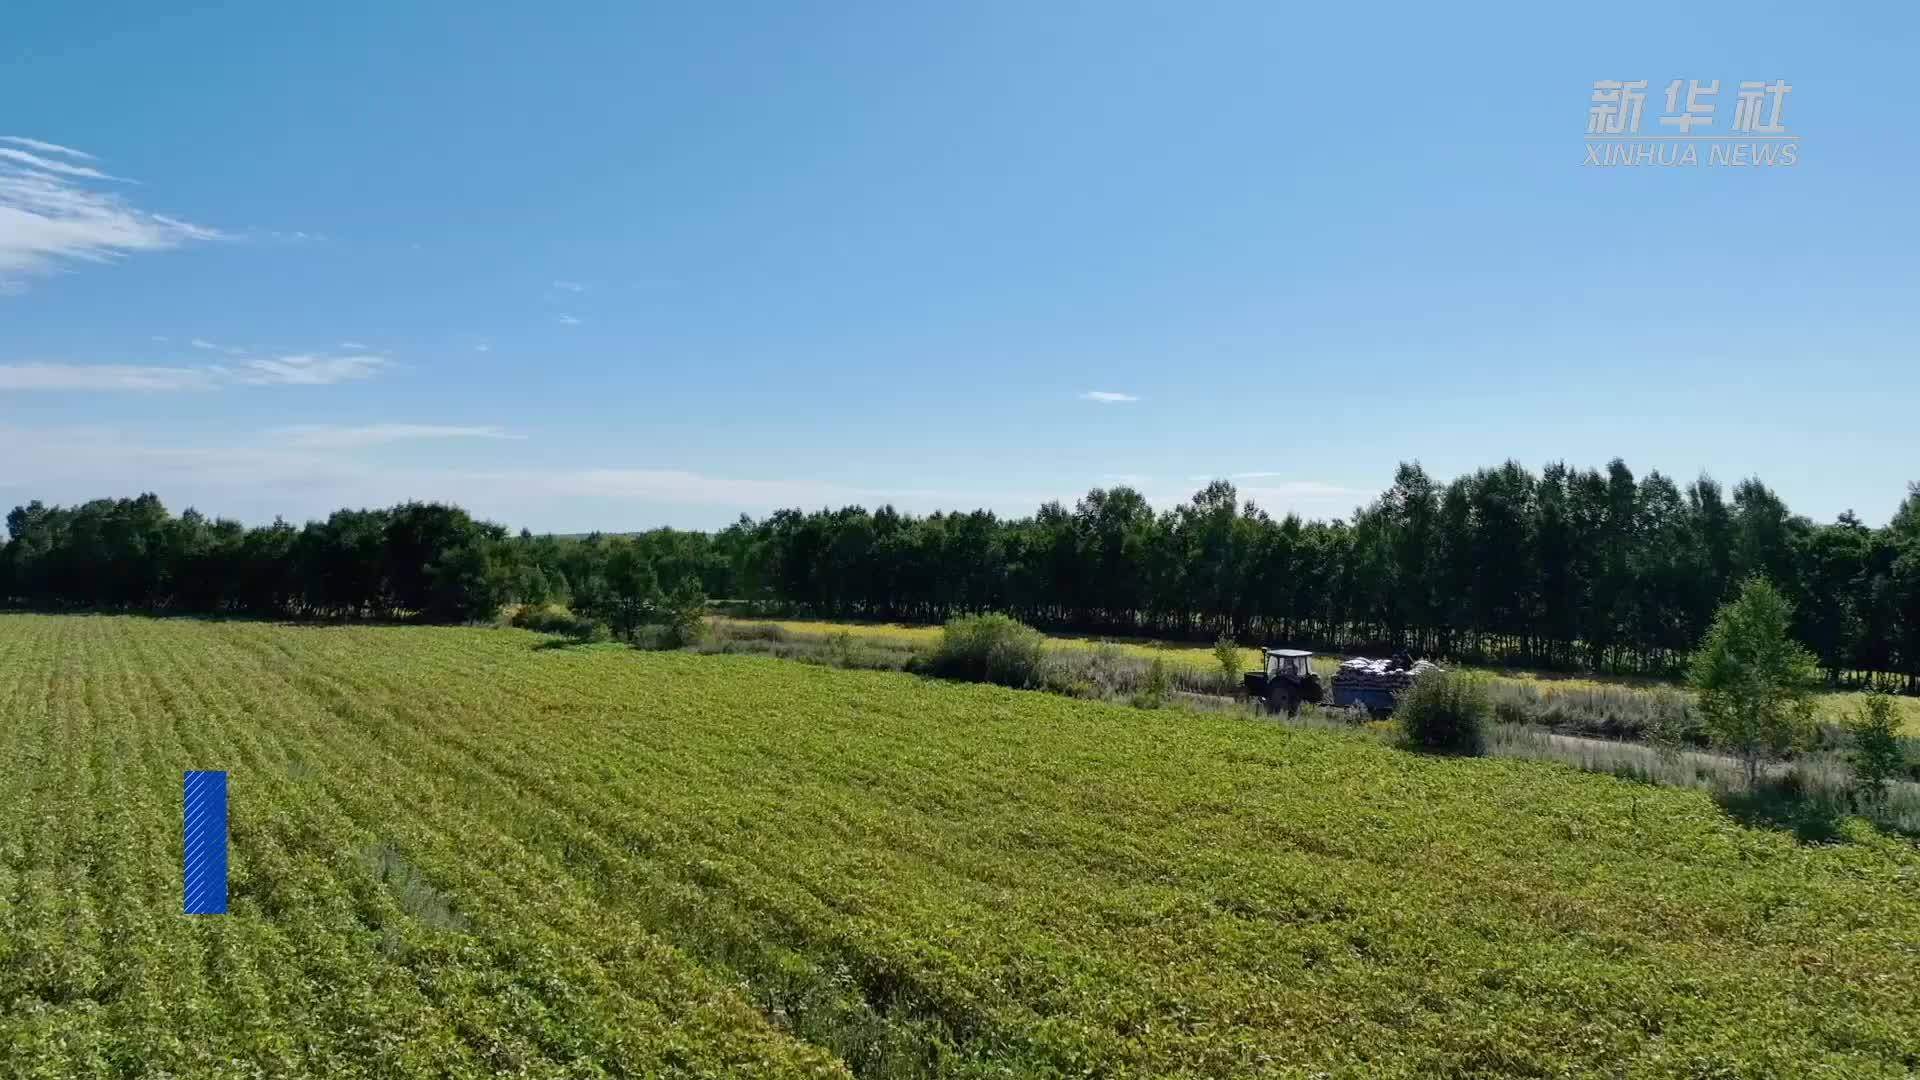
[
  {"left": 1890, "top": 484, "right": 1920, "bottom": 693},
  {"left": 426, "top": 540, "right": 513, "bottom": 623},
  {"left": 1848, "top": 691, "right": 1906, "bottom": 803},
  {"left": 1689, "top": 577, "right": 1817, "bottom": 782},
  {"left": 599, "top": 540, "right": 660, "bottom": 638},
  {"left": 1797, "top": 513, "right": 1872, "bottom": 684},
  {"left": 656, "top": 578, "right": 709, "bottom": 647},
  {"left": 1213, "top": 633, "right": 1242, "bottom": 693}
]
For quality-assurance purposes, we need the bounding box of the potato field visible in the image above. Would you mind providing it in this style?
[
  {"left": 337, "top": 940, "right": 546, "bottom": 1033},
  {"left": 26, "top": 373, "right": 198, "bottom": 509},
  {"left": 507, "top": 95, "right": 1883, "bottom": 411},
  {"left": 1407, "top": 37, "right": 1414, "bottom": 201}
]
[{"left": 3, "top": 614, "right": 1919, "bottom": 1077}]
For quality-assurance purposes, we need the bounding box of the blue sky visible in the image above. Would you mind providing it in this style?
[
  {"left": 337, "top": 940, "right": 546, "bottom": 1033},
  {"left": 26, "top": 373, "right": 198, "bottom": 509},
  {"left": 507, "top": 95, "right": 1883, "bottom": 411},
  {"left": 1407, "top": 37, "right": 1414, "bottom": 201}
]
[{"left": 3, "top": 3, "right": 1915, "bottom": 531}]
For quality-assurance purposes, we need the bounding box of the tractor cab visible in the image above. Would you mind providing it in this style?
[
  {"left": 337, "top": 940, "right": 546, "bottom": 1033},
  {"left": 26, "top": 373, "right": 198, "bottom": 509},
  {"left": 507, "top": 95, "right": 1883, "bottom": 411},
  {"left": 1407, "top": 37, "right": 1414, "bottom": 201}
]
[
  {"left": 1264, "top": 649, "right": 1314, "bottom": 681},
  {"left": 1243, "top": 648, "right": 1324, "bottom": 716}
]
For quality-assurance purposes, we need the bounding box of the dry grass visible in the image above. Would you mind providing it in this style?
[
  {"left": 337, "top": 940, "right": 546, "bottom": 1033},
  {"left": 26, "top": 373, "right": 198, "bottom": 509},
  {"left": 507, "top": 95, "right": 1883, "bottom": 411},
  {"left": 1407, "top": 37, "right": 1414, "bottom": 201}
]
[{"left": 711, "top": 618, "right": 1327, "bottom": 676}]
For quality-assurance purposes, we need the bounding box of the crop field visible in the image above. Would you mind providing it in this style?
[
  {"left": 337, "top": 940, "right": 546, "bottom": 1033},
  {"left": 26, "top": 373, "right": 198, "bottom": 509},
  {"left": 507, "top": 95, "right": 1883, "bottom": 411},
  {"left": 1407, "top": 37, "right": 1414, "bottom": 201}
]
[
  {"left": 4, "top": 614, "right": 1920, "bottom": 1078},
  {"left": 727, "top": 617, "right": 1920, "bottom": 734}
]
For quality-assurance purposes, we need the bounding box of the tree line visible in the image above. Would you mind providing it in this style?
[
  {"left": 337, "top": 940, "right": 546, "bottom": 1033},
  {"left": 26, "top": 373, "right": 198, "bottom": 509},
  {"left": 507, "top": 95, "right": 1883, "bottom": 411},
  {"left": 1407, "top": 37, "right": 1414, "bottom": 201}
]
[
  {"left": 0, "top": 496, "right": 718, "bottom": 633},
  {"left": 4, "top": 459, "right": 1919, "bottom": 687},
  {"left": 725, "top": 462, "right": 1920, "bottom": 687}
]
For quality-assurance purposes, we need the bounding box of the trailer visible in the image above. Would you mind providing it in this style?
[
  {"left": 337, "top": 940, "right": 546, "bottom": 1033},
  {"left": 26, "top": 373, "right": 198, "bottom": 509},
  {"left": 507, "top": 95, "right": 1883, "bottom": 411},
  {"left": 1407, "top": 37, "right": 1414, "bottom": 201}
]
[
  {"left": 1328, "top": 683, "right": 1400, "bottom": 716},
  {"left": 1327, "top": 656, "right": 1443, "bottom": 717}
]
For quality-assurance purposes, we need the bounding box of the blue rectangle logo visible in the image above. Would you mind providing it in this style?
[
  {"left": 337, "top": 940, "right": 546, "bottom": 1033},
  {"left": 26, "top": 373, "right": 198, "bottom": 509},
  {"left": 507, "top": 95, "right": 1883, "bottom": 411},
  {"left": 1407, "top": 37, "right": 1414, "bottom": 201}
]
[{"left": 183, "top": 771, "right": 229, "bottom": 915}]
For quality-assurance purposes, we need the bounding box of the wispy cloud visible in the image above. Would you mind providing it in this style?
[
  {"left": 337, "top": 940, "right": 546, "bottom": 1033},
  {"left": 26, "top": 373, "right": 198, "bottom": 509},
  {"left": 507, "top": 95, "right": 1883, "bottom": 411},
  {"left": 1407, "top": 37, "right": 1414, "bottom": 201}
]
[
  {"left": 0, "top": 136, "right": 96, "bottom": 161},
  {"left": 1184, "top": 473, "right": 1362, "bottom": 497},
  {"left": 473, "top": 342, "right": 492, "bottom": 353},
  {"left": 1, "top": 351, "right": 388, "bottom": 391},
  {"left": 0, "top": 419, "right": 1370, "bottom": 532},
  {"left": 191, "top": 338, "right": 245, "bottom": 355},
  {"left": 556, "top": 314, "right": 582, "bottom": 326},
  {"left": 1225, "top": 477, "right": 1362, "bottom": 499},
  {"left": 269, "top": 423, "right": 524, "bottom": 449},
  {"left": 551, "top": 279, "right": 586, "bottom": 293},
  {"left": 0, "top": 146, "right": 117, "bottom": 181},
  {"left": 230, "top": 354, "right": 386, "bottom": 386},
  {"left": 0, "top": 424, "right": 1051, "bottom": 520},
  {"left": 1232, "top": 483, "right": 1367, "bottom": 519},
  {"left": 0, "top": 363, "right": 218, "bottom": 392},
  {"left": 1080, "top": 390, "right": 1139, "bottom": 404},
  {"left": 0, "top": 136, "right": 220, "bottom": 287},
  {"left": 519, "top": 468, "right": 957, "bottom": 508},
  {"left": 339, "top": 341, "right": 367, "bottom": 350},
  {"left": 1101, "top": 473, "right": 1151, "bottom": 487},
  {"left": 1162, "top": 475, "right": 1362, "bottom": 510}
]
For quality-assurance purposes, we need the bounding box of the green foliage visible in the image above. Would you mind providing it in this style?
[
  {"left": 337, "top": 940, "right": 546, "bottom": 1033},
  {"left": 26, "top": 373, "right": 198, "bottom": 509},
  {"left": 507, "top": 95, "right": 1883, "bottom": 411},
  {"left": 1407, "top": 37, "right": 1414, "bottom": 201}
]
[
  {"left": 710, "top": 620, "right": 790, "bottom": 643},
  {"left": 425, "top": 541, "right": 515, "bottom": 622},
  {"left": 1131, "top": 656, "right": 1175, "bottom": 709},
  {"left": 0, "top": 496, "right": 730, "bottom": 629},
  {"left": 1396, "top": 670, "right": 1490, "bottom": 754},
  {"left": 1850, "top": 690, "right": 1907, "bottom": 801},
  {"left": 1641, "top": 692, "right": 1697, "bottom": 774},
  {"left": 9, "top": 613, "right": 1920, "bottom": 1076},
  {"left": 823, "top": 628, "right": 855, "bottom": 664},
  {"left": 1212, "top": 633, "right": 1242, "bottom": 692},
  {"left": 1690, "top": 577, "right": 1818, "bottom": 779},
  {"left": 1041, "top": 643, "right": 1138, "bottom": 700},
  {"left": 508, "top": 601, "right": 606, "bottom": 640},
  {"left": 656, "top": 579, "right": 709, "bottom": 648},
  {"left": 573, "top": 539, "right": 711, "bottom": 647},
  {"left": 697, "top": 623, "right": 917, "bottom": 672},
  {"left": 355, "top": 842, "right": 473, "bottom": 933},
  {"left": 927, "top": 613, "right": 1047, "bottom": 688}
]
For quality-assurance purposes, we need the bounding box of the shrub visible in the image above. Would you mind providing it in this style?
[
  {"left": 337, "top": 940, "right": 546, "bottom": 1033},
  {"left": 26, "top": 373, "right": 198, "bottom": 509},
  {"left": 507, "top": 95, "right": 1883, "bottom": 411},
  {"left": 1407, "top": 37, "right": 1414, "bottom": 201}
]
[
  {"left": 1486, "top": 681, "right": 1701, "bottom": 744},
  {"left": 693, "top": 627, "right": 918, "bottom": 672},
  {"left": 824, "top": 630, "right": 856, "bottom": 667},
  {"left": 1042, "top": 644, "right": 1129, "bottom": 699},
  {"left": 1397, "top": 671, "right": 1490, "bottom": 754},
  {"left": 927, "top": 614, "right": 1047, "bottom": 689},
  {"left": 1850, "top": 691, "right": 1906, "bottom": 803},
  {"left": 627, "top": 624, "right": 676, "bottom": 650},
  {"left": 510, "top": 602, "right": 606, "bottom": 641},
  {"left": 1131, "top": 658, "right": 1174, "bottom": 710},
  {"left": 1643, "top": 696, "right": 1696, "bottom": 775},
  {"left": 1213, "top": 634, "right": 1243, "bottom": 693},
  {"left": 712, "top": 621, "right": 791, "bottom": 644}
]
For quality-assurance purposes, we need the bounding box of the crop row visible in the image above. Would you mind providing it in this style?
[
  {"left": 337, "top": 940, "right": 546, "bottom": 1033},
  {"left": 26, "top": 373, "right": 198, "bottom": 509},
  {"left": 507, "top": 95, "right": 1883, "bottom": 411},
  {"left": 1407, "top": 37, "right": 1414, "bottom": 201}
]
[
  {"left": 2, "top": 614, "right": 1918, "bottom": 1076},
  {"left": 0, "top": 615, "right": 843, "bottom": 1078}
]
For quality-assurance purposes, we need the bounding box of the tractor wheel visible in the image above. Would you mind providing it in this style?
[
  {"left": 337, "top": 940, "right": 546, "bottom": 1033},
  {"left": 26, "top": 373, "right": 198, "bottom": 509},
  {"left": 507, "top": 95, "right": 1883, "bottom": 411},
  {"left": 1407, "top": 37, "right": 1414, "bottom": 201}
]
[{"left": 1267, "top": 686, "right": 1298, "bottom": 719}]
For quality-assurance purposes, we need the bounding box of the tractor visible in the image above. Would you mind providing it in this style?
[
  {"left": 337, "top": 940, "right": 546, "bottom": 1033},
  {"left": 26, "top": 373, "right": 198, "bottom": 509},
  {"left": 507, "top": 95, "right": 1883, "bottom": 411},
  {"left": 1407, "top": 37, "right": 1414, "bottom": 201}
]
[{"left": 1242, "top": 648, "right": 1324, "bottom": 717}]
